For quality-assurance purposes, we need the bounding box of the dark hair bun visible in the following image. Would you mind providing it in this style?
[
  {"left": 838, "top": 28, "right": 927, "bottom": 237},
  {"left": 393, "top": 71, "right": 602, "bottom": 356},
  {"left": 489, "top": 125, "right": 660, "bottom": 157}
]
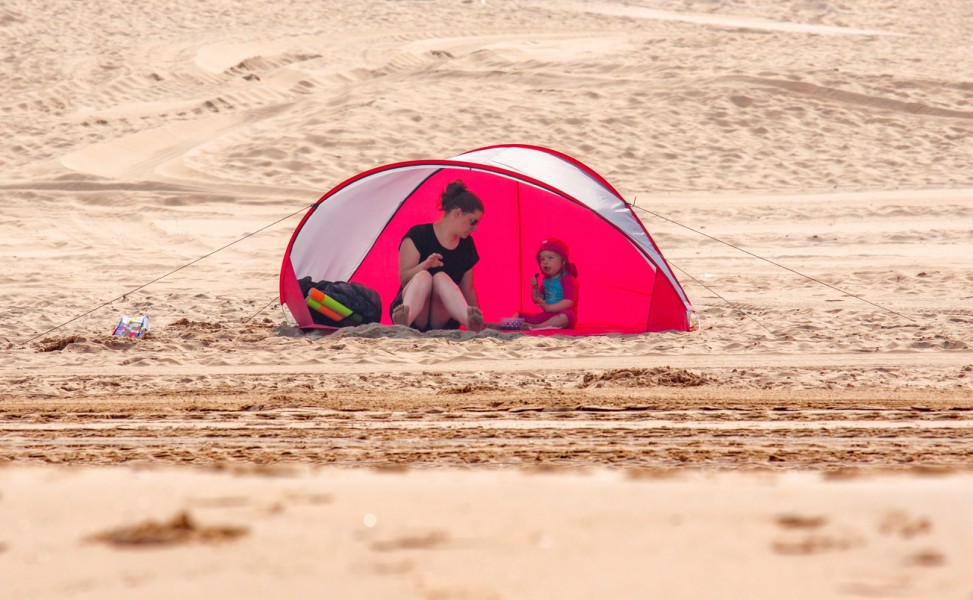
[
  {"left": 445, "top": 180, "right": 468, "bottom": 196},
  {"left": 440, "top": 179, "right": 484, "bottom": 214}
]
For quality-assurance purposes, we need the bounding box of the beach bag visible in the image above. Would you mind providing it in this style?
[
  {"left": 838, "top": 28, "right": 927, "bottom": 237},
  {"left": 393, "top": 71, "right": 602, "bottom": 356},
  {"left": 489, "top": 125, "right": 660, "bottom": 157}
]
[{"left": 297, "top": 277, "right": 382, "bottom": 326}]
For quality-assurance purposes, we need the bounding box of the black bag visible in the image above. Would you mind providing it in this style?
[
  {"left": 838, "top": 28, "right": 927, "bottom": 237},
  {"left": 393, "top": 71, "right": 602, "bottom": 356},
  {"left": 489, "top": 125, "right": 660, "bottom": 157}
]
[{"left": 297, "top": 277, "right": 383, "bottom": 327}]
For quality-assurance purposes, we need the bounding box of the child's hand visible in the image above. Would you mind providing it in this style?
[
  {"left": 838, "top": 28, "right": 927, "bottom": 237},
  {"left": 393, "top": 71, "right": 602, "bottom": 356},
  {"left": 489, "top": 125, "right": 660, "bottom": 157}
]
[
  {"left": 530, "top": 274, "right": 539, "bottom": 287},
  {"left": 424, "top": 253, "right": 443, "bottom": 269}
]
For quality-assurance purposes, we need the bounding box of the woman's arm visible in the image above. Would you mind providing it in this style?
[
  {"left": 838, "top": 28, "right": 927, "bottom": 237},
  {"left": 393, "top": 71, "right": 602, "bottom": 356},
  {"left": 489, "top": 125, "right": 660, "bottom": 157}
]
[
  {"left": 398, "top": 238, "right": 442, "bottom": 286},
  {"left": 459, "top": 269, "right": 479, "bottom": 308}
]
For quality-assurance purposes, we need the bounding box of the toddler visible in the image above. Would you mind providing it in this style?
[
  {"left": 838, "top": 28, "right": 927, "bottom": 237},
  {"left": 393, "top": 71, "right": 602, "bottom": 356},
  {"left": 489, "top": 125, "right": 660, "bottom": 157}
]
[{"left": 515, "top": 237, "right": 578, "bottom": 329}]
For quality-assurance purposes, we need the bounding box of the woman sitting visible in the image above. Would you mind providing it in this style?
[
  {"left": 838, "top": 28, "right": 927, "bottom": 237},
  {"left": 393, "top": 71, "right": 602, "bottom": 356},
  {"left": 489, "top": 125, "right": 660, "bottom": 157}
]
[{"left": 390, "top": 180, "right": 485, "bottom": 332}]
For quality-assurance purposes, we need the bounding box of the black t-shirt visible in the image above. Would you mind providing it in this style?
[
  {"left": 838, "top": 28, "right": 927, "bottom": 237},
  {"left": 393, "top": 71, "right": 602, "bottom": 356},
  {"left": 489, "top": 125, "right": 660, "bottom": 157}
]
[{"left": 401, "top": 223, "right": 479, "bottom": 285}]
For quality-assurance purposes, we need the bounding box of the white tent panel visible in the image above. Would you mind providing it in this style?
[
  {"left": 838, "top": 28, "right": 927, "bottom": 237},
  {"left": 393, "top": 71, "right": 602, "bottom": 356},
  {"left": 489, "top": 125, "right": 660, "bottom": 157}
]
[
  {"left": 290, "top": 166, "right": 438, "bottom": 281},
  {"left": 452, "top": 147, "right": 676, "bottom": 281},
  {"left": 452, "top": 147, "right": 622, "bottom": 214}
]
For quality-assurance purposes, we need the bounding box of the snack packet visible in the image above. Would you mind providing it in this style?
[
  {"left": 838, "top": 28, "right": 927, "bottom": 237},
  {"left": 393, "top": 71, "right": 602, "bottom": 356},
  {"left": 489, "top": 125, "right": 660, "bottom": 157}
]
[{"left": 113, "top": 315, "right": 150, "bottom": 339}]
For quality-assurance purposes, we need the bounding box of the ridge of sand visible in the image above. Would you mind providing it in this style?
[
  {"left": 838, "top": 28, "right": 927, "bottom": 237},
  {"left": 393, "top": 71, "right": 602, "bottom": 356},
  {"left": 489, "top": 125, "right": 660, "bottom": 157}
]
[{"left": 563, "top": 2, "right": 905, "bottom": 37}]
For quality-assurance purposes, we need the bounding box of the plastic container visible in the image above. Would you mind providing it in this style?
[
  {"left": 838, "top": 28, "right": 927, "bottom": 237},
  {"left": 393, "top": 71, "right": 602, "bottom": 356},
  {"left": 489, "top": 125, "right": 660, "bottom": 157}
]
[{"left": 498, "top": 317, "right": 525, "bottom": 330}]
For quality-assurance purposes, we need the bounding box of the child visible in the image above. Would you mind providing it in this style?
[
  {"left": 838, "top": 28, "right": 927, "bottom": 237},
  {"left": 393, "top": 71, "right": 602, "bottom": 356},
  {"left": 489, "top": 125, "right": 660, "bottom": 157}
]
[{"left": 515, "top": 238, "right": 578, "bottom": 329}]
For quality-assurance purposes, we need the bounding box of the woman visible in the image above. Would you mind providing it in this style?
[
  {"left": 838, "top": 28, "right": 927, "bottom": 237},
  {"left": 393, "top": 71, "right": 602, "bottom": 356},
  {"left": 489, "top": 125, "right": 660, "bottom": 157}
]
[{"left": 390, "top": 180, "right": 485, "bottom": 332}]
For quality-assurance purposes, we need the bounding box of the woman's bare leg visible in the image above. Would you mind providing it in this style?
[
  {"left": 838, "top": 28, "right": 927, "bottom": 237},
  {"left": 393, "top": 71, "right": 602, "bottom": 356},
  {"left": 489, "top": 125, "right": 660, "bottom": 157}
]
[
  {"left": 392, "top": 271, "right": 433, "bottom": 328},
  {"left": 425, "top": 288, "right": 452, "bottom": 329},
  {"left": 466, "top": 306, "right": 485, "bottom": 332},
  {"left": 430, "top": 272, "right": 484, "bottom": 331}
]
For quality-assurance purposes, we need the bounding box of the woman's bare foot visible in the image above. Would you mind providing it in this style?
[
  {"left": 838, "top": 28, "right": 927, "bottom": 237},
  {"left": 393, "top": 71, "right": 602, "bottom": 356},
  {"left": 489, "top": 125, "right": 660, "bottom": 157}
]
[
  {"left": 391, "top": 304, "right": 411, "bottom": 326},
  {"left": 466, "top": 306, "right": 484, "bottom": 332}
]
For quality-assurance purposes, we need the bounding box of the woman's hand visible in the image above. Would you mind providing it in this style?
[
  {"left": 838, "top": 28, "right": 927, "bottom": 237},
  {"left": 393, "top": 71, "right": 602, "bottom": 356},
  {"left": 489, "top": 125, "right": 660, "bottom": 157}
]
[{"left": 423, "top": 253, "right": 444, "bottom": 270}]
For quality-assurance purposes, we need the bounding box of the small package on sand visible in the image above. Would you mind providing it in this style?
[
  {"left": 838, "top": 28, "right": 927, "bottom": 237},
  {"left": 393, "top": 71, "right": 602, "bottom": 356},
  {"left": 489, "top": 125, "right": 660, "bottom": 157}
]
[{"left": 113, "top": 315, "right": 150, "bottom": 339}]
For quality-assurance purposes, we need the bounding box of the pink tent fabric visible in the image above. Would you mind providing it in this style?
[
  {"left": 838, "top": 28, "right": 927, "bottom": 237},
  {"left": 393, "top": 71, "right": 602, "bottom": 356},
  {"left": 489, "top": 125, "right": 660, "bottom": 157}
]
[{"left": 280, "top": 145, "right": 697, "bottom": 334}]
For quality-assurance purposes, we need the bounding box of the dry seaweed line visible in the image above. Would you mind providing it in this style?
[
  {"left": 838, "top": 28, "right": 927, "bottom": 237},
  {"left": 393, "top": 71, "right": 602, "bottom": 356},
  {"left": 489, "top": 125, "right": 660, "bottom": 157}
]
[{"left": 90, "top": 511, "right": 247, "bottom": 547}]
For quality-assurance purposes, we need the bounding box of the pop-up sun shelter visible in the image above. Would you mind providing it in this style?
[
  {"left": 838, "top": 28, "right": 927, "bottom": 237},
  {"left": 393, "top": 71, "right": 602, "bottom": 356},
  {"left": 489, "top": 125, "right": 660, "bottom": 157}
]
[{"left": 280, "top": 145, "right": 697, "bottom": 334}]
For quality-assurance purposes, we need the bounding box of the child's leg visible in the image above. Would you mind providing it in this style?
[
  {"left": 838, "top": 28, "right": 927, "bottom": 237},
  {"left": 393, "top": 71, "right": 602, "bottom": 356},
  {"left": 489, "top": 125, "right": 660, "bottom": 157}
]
[
  {"left": 521, "top": 312, "right": 556, "bottom": 326},
  {"left": 525, "top": 313, "right": 569, "bottom": 329},
  {"left": 392, "top": 271, "right": 433, "bottom": 328},
  {"left": 520, "top": 309, "right": 574, "bottom": 329}
]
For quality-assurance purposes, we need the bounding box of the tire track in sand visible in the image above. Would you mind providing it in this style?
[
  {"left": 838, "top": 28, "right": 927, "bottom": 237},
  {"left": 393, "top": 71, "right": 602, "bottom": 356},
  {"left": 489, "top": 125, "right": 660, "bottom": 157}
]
[{"left": 3, "top": 396, "right": 972, "bottom": 471}]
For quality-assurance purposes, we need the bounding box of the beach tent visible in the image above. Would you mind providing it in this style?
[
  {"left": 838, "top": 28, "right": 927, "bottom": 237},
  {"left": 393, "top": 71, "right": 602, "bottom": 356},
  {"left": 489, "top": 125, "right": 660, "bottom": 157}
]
[{"left": 279, "top": 145, "right": 697, "bottom": 334}]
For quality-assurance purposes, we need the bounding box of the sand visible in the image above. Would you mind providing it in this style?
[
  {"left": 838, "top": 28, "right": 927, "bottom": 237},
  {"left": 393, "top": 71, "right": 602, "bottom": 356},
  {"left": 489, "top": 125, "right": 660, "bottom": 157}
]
[{"left": 1, "top": 0, "right": 972, "bottom": 597}]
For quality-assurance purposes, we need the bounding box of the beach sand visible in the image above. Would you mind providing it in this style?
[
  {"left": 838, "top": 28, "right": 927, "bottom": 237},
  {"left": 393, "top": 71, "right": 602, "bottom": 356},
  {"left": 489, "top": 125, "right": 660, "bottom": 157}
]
[{"left": 1, "top": 0, "right": 972, "bottom": 597}]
